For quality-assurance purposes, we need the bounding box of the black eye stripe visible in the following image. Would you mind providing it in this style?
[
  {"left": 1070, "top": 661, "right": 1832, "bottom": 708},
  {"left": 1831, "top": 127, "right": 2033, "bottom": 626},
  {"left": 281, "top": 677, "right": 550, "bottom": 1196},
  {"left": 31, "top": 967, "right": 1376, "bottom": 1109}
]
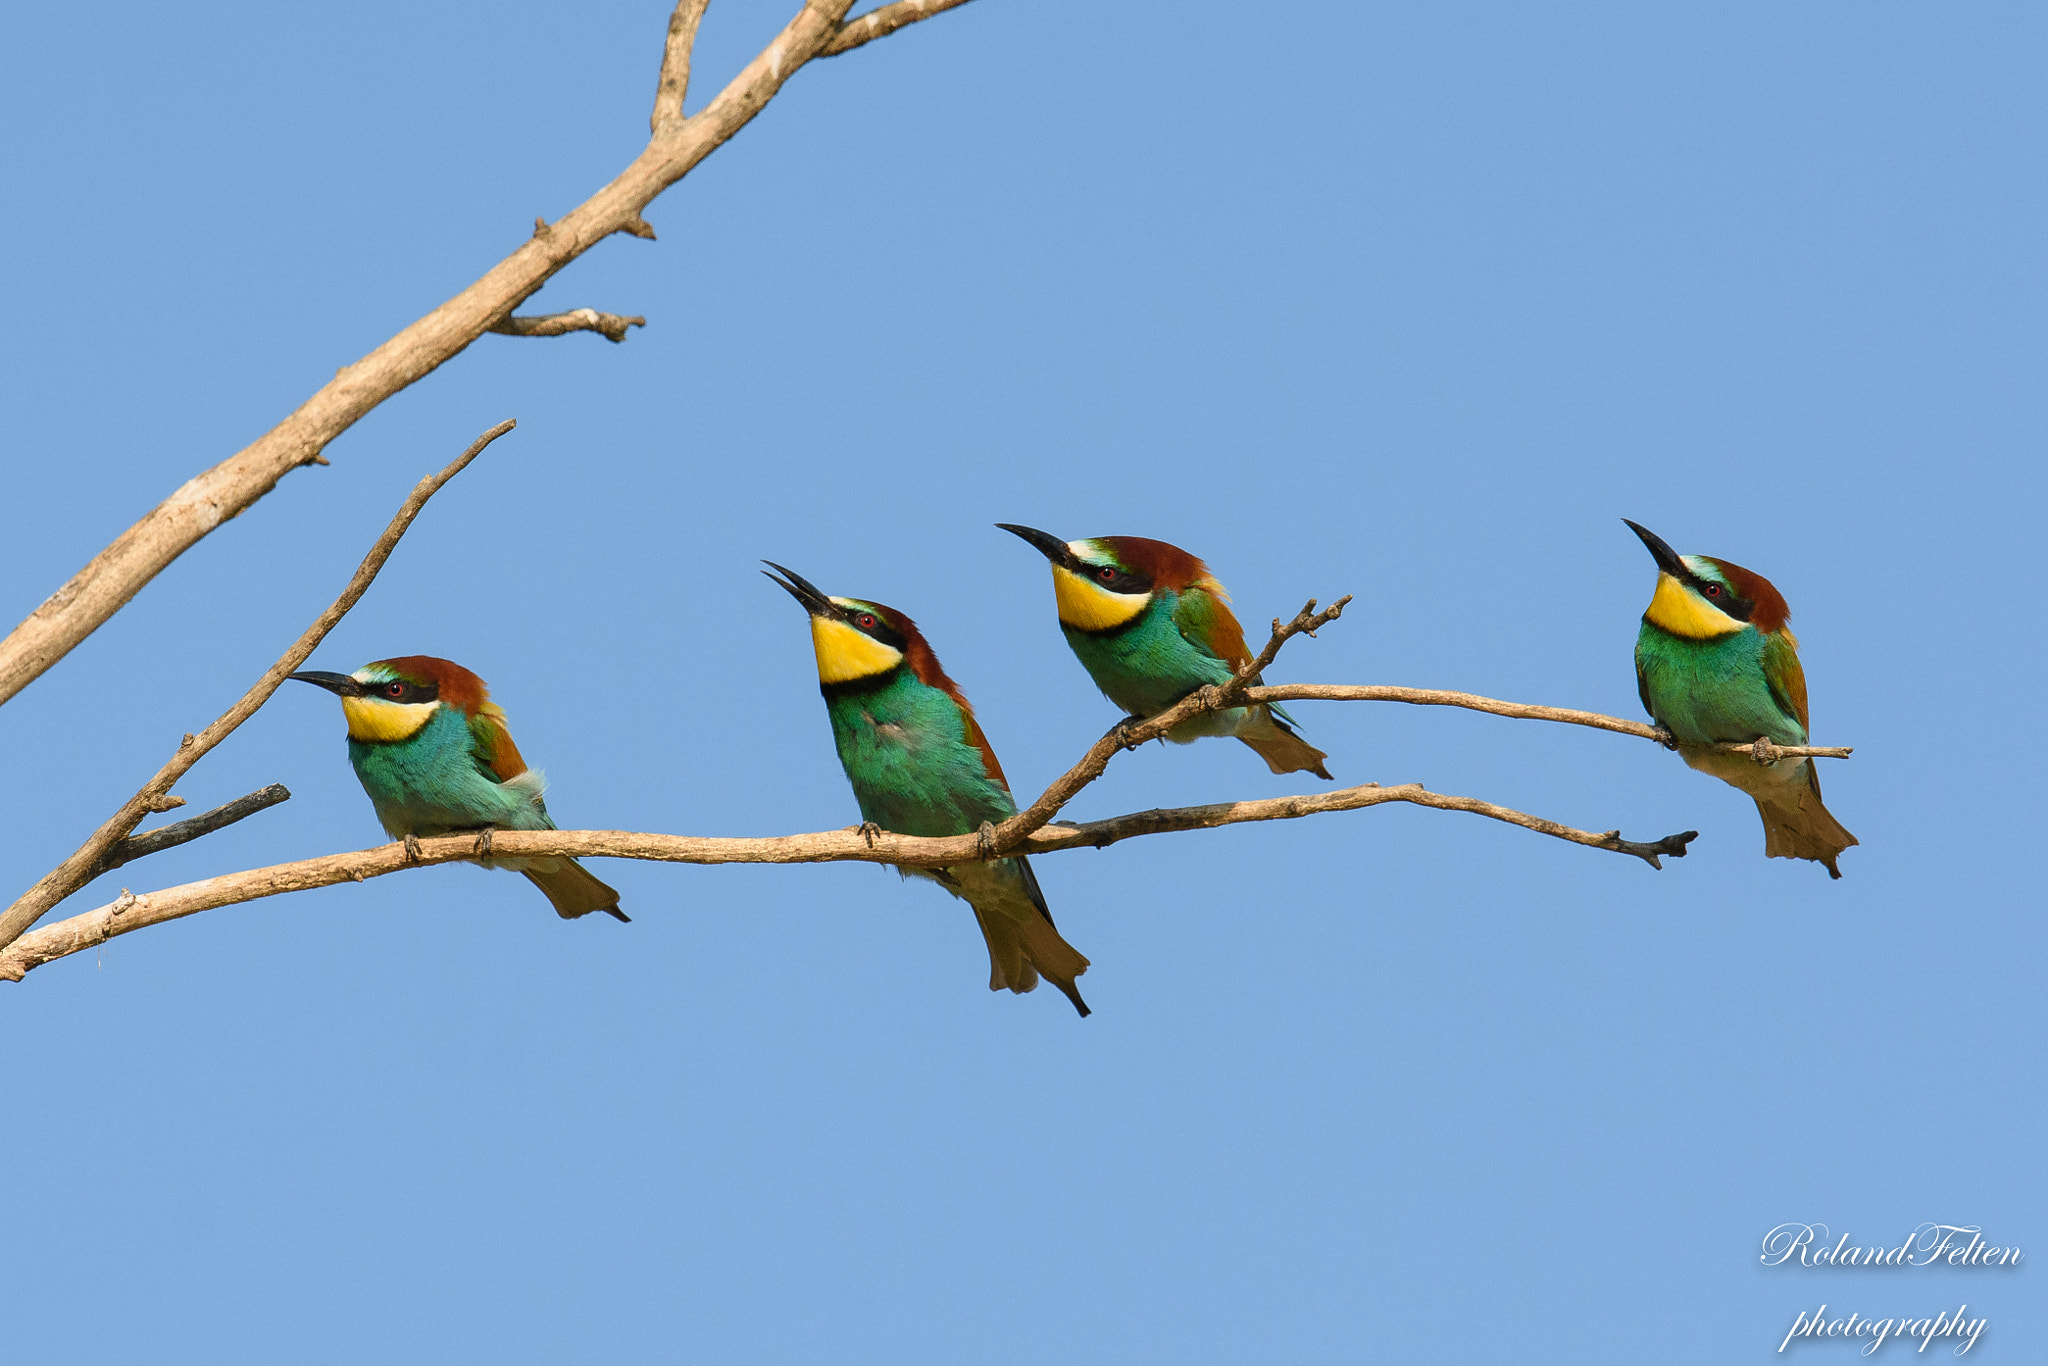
[
  {"left": 1082, "top": 564, "right": 1152, "bottom": 594},
  {"left": 1686, "top": 575, "right": 1752, "bottom": 622},
  {"left": 368, "top": 680, "right": 440, "bottom": 704},
  {"left": 841, "top": 609, "right": 907, "bottom": 651}
]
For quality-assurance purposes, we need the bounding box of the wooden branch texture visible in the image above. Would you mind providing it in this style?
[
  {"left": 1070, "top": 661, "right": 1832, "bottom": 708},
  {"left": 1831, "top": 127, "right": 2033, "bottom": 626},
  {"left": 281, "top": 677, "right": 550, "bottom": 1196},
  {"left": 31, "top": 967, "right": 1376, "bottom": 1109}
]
[
  {"left": 489, "top": 309, "right": 646, "bottom": 342},
  {"left": 822, "top": 0, "right": 979, "bottom": 55},
  {"left": 94, "top": 784, "right": 292, "bottom": 877},
  {"left": 0, "top": 778, "right": 1695, "bottom": 983},
  {"left": 0, "top": 0, "right": 980, "bottom": 707}
]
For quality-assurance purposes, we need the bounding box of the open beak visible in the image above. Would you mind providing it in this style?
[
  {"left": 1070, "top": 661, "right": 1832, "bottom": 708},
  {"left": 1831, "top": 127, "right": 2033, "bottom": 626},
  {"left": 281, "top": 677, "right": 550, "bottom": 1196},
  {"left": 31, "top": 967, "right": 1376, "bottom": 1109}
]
[
  {"left": 287, "top": 671, "right": 365, "bottom": 698},
  {"left": 996, "top": 523, "right": 1079, "bottom": 570},
  {"left": 1622, "top": 520, "right": 1688, "bottom": 578},
  {"left": 761, "top": 562, "right": 840, "bottom": 619}
]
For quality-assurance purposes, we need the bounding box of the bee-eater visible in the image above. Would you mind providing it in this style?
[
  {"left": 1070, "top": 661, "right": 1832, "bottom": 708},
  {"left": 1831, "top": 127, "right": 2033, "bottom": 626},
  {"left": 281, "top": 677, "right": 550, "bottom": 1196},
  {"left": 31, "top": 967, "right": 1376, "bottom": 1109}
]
[
  {"left": 996, "top": 525, "right": 1332, "bottom": 779},
  {"left": 288, "top": 656, "right": 627, "bottom": 920},
  {"left": 762, "top": 563, "right": 1091, "bottom": 1016},
  {"left": 1624, "top": 521, "right": 1858, "bottom": 877}
]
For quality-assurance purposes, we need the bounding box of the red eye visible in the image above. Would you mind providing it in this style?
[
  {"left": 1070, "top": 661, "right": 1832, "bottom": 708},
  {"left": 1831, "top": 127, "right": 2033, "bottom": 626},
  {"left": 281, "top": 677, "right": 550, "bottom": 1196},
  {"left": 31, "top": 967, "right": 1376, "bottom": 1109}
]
[
  {"left": 1097, "top": 566, "right": 1116, "bottom": 582},
  {"left": 857, "top": 614, "right": 876, "bottom": 629},
  {"left": 385, "top": 682, "right": 405, "bottom": 697},
  {"left": 1704, "top": 585, "right": 1721, "bottom": 597}
]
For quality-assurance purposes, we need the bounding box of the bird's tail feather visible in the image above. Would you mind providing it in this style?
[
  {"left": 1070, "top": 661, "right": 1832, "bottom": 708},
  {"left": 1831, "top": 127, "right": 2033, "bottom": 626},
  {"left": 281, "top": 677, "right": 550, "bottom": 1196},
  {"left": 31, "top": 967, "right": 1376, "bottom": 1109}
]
[
  {"left": 522, "top": 858, "right": 629, "bottom": 921},
  {"left": 1681, "top": 746, "right": 1857, "bottom": 878},
  {"left": 1757, "top": 766, "right": 1859, "bottom": 879},
  {"left": 965, "top": 858, "right": 1090, "bottom": 1016},
  {"left": 1237, "top": 706, "right": 1333, "bottom": 780}
]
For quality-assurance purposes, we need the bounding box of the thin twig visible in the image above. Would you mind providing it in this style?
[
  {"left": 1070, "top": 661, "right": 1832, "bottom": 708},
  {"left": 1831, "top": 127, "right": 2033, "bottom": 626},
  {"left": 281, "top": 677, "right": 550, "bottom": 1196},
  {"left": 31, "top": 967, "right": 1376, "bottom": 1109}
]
[
  {"left": 822, "top": 0, "right": 979, "bottom": 56},
  {"left": 0, "top": 783, "right": 1696, "bottom": 983},
  {"left": 990, "top": 597, "right": 1351, "bottom": 853},
  {"left": 1043, "top": 784, "right": 1698, "bottom": 870},
  {"left": 489, "top": 310, "right": 646, "bottom": 343},
  {"left": 652, "top": 0, "right": 714, "bottom": 130},
  {"left": 93, "top": 784, "right": 293, "bottom": 878},
  {"left": 0, "top": 0, "right": 969, "bottom": 708},
  {"left": 1238, "top": 684, "right": 1854, "bottom": 760},
  {"left": 0, "top": 421, "right": 513, "bottom": 953}
]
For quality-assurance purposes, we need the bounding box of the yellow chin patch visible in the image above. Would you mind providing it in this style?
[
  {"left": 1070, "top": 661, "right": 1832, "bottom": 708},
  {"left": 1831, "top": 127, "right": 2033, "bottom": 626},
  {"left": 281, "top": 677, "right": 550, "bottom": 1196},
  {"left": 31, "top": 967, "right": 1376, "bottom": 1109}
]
[
  {"left": 341, "top": 695, "right": 441, "bottom": 743},
  {"left": 1052, "top": 564, "right": 1149, "bottom": 632},
  {"left": 810, "top": 615, "right": 905, "bottom": 685},
  {"left": 1644, "top": 572, "right": 1745, "bottom": 640}
]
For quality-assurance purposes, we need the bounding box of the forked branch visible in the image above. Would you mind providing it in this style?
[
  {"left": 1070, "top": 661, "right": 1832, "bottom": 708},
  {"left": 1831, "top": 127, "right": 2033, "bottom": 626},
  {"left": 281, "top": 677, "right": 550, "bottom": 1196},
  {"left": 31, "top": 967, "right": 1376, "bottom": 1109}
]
[
  {"left": 990, "top": 596, "right": 1352, "bottom": 854},
  {"left": 652, "top": 0, "right": 714, "bottom": 129},
  {"left": 0, "top": 422, "right": 513, "bottom": 953},
  {"left": 822, "top": 0, "right": 981, "bottom": 56},
  {"left": 93, "top": 784, "right": 293, "bottom": 879}
]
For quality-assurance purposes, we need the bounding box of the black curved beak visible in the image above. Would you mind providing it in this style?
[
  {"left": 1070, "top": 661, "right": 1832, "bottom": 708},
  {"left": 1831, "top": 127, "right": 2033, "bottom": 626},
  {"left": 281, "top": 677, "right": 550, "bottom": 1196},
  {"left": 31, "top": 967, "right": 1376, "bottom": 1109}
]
[
  {"left": 996, "top": 523, "right": 1079, "bottom": 570},
  {"left": 1622, "top": 520, "right": 1688, "bottom": 578},
  {"left": 288, "top": 671, "right": 366, "bottom": 698},
  {"left": 761, "top": 561, "right": 840, "bottom": 619}
]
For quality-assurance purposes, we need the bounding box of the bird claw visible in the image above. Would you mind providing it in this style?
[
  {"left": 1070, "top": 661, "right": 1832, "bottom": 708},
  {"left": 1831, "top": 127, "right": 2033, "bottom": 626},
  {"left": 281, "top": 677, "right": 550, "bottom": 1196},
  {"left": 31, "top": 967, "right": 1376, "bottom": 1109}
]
[
  {"left": 1113, "top": 715, "right": 1145, "bottom": 750},
  {"left": 472, "top": 828, "right": 494, "bottom": 859},
  {"left": 1748, "top": 736, "right": 1780, "bottom": 766},
  {"left": 857, "top": 821, "right": 884, "bottom": 849},
  {"left": 1650, "top": 723, "right": 1679, "bottom": 751},
  {"left": 402, "top": 833, "right": 423, "bottom": 863},
  {"left": 976, "top": 820, "right": 999, "bottom": 860}
]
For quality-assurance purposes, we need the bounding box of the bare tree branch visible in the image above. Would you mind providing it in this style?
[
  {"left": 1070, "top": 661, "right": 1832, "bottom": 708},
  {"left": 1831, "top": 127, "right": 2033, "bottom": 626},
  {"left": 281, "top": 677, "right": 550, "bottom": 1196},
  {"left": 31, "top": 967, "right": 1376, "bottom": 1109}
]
[
  {"left": 1046, "top": 784, "right": 1698, "bottom": 869},
  {"left": 93, "top": 784, "right": 293, "bottom": 879},
  {"left": 0, "top": 782, "right": 1698, "bottom": 984},
  {"left": 0, "top": 0, "right": 971, "bottom": 708},
  {"left": 0, "top": 421, "right": 513, "bottom": 953},
  {"left": 1239, "top": 684, "right": 1855, "bottom": 760},
  {"left": 822, "top": 0, "right": 979, "bottom": 56},
  {"left": 489, "top": 309, "right": 647, "bottom": 343},
  {"left": 652, "top": 0, "right": 715, "bottom": 130}
]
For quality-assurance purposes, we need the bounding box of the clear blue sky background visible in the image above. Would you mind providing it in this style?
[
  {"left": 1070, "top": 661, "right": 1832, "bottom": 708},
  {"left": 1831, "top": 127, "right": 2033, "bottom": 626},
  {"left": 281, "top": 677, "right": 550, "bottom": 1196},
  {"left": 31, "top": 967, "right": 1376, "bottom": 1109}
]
[{"left": 4, "top": 2, "right": 2041, "bottom": 1361}]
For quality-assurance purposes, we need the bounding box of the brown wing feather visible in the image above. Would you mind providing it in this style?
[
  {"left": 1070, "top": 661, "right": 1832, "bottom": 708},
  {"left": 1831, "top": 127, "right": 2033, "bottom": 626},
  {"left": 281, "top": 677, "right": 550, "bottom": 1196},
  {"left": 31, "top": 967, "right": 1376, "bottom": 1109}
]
[
  {"left": 896, "top": 612, "right": 1011, "bottom": 791},
  {"left": 1759, "top": 630, "right": 1810, "bottom": 734},
  {"left": 469, "top": 705, "right": 531, "bottom": 782},
  {"left": 1189, "top": 583, "right": 1252, "bottom": 671}
]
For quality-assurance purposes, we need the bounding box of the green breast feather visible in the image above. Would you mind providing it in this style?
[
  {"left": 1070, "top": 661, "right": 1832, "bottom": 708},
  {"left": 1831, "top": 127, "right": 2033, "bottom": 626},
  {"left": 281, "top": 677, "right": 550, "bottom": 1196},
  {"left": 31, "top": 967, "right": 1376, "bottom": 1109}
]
[{"left": 824, "top": 671, "right": 1016, "bottom": 838}]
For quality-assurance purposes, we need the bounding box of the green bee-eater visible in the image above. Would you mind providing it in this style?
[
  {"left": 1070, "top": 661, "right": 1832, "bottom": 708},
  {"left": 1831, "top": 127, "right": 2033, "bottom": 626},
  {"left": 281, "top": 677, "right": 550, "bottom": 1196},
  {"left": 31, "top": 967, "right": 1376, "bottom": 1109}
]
[
  {"left": 763, "top": 563, "right": 1091, "bottom": 1015},
  {"left": 997, "top": 525, "right": 1332, "bottom": 779},
  {"left": 1624, "top": 521, "right": 1858, "bottom": 877},
  {"left": 289, "top": 656, "right": 626, "bottom": 920}
]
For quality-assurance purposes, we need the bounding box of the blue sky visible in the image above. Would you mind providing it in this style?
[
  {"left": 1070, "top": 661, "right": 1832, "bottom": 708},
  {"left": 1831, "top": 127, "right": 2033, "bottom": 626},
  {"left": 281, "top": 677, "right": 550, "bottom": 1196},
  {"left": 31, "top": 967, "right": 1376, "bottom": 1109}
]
[{"left": 4, "top": 2, "right": 2042, "bottom": 1361}]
